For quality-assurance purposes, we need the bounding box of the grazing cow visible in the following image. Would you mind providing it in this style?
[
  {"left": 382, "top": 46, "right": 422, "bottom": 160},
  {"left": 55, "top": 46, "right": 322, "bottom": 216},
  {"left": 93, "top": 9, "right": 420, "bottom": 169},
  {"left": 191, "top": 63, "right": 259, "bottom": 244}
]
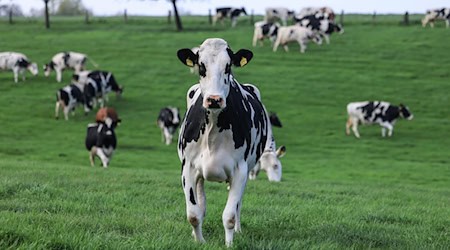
[
  {"left": 422, "top": 8, "right": 450, "bottom": 28},
  {"left": 0, "top": 52, "right": 38, "bottom": 83},
  {"left": 85, "top": 117, "right": 117, "bottom": 168},
  {"left": 249, "top": 137, "right": 286, "bottom": 182},
  {"left": 157, "top": 106, "right": 181, "bottom": 145},
  {"left": 44, "top": 51, "right": 95, "bottom": 82},
  {"left": 296, "top": 15, "right": 344, "bottom": 44},
  {"left": 177, "top": 38, "right": 272, "bottom": 247},
  {"left": 264, "top": 7, "right": 295, "bottom": 26},
  {"left": 346, "top": 101, "right": 414, "bottom": 138},
  {"left": 55, "top": 80, "right": 87, "bottom": 120},
  {"left": 96, "top": 107, "right": 121, "bottom": 128},
  {"left": 273, "top": 25, "right": 323, "bottom": 53},
  {"left": 213, "top": 7, "right": 247, "bottom": 27},
  {"left": 75, "top": 70, "right": 123, "bottom": 111},
  {"left": 252, "top": 21, "right": 280, "bottom": 47},
  {"left": 296, "top": 7, "right": 335, "bottom": 21}
]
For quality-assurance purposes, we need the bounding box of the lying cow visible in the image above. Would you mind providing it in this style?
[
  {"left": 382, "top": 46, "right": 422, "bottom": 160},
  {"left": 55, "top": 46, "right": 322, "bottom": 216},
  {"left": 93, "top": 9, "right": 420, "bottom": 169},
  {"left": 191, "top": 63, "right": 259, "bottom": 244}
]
[
  {"left": 296, "top": 15, "right": 344, "bottom": 44},
  {"left": 157, "top": 106, "right": 180, "bottom": 145},
  {"left": 273, "top": 25, "right": 322, "bottom": 53},
  {"left": 249, "top": 137, "right": 286, "bottom": 182},
  {"left": 252, "top": 21, "right": 280, "bottom": 47},
  {"left": 177, "top": 38, "right": 272, "bottom": 246},
  {"left": 422, "top": 8, "right": 450, "bottom": 28},
  {"left": 55, "top": 79, "right": 87, "bottom": 120},
  {"left": 96, "top": 107, "right": 121, "bottom": 128},
  {"left": 44, "top": 51, "right": 96, "bottom": 82},
  {"left": 75, "top": 70, "right": 123, "bottom": 112},
  {"left": 346, "top": 101, "right": 413, "bottom": 138},
  {"left": 264, "top": 7, "right": 295, "bottom": 26},
  {"left": 213, "top": 7, "right": 247, "bottom": 27},
  {"left": 85, "top": 117, "right": 117, "bottom": 168},
  {"left": 0, "top": 52, "right": 38, "bottom": 83}
]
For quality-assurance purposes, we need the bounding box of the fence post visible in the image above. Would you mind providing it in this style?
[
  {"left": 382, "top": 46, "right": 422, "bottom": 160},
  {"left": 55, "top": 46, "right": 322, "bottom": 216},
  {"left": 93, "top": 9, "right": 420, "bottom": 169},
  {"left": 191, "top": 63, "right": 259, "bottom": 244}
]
[
  {"left": 209, "top": 9, "right": 212, "bottom": 24},
  {"left": 340, "top": 10, "right": 344, "bottom": 26},
  {"left": 8, "top": 8, "right": 12, "bottom": 24},
  {"left": 403, "top": 11, "right": 409, "bottom": 25},
  {"left": 124, "top": 9, "right": 127, "bottom": 23},
  {"left": 168, "top": 10, "right": 172, "bottom": 24},
  {"left": 85, "top": 11, "right": 89, "bottom": 24},
  {"left": 372, "top": 11, "right": 376, "bottom": 25}
]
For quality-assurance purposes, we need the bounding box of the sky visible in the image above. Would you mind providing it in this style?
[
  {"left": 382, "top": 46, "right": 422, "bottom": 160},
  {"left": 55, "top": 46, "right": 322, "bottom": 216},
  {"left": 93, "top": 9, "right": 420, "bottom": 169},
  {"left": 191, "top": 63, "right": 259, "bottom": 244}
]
[{"left": 7, "top": 0, "right": 450, "bottom": 16}]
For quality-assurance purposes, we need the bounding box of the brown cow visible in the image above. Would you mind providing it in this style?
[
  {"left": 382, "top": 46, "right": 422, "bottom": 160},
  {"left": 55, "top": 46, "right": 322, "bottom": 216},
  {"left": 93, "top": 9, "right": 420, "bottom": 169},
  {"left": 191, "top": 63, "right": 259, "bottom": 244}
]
[{"left": 95, "top": 107, "right": 121, "bottom": 128}]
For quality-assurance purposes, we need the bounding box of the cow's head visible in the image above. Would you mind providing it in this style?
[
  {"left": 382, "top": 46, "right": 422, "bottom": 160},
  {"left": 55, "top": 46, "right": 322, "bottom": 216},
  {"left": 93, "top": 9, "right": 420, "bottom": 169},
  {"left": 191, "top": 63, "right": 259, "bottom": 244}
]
[
  {"left": 259, "top": 145, "right": 286, "bottom": 182},
  {"left": 43, "top": 61, "right": 55, "bottom": 77},
  {"left": 28, "top": 62, "right": 39, "bottom": 76},
  {"left": 169, "top": 107, "right": 181, "bottom": 127},
  {"left": 177, "top": 38, "right": 253, "bottom": 110},
  {"left": 399, "top": 104, "right": 413, "bottom": 120}
]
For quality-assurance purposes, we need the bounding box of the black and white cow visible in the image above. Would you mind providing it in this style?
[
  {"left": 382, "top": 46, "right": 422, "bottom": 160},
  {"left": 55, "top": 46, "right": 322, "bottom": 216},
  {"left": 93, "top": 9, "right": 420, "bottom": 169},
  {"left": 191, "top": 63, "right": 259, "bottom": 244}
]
[
  {"left": 296, "top": 15, "right": 344, "bottom": 44},
  {"left": 0, "top": 52, "right": 38, "bottom": 83},
  {"left": 85, "top": 117, "right": 117, "bottom": 168},
  {"left": 273, "top": 25, "right": 323, "bottom": 53},
  {"left": 44, "top": 51, "right": 95, "bottom": 82},
  {"left": 177, "top": 38, "right": 272, "bottom": 247},
  {"left": 157, "top": 106, "right": 181, "bottom": 145},
  {"left": 346, "top": 101, "right": 413, "bottom": 138},
  {"left": 55, "top": 81, "right": 87, "bottom": 120},
  {"left": 213, "top": 7, "right": 247, "bottom": 27},
  {"left": 264, "top": 7, "right": 295, "bottom": 26},
  {"left": 75, "top": 70, "right": 123, "bottom": 112},
  {"left": 249, "top": 136, "right": 286, "bottom": 182},
  {"left": 296, "top": 7, "right": 335, "bottom": 21},
  {"left": 422, "top": 8, "right": 450, "bottom": 28},
  {"left": 252, "top": 21, "right": 280, "bottom": 47}
]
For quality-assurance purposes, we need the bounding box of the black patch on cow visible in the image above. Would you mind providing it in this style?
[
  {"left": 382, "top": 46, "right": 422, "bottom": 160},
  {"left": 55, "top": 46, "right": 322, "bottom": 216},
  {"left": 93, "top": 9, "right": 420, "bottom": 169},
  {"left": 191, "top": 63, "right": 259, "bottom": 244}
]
[
  {"left": 297, "top": 15, "right": 322, "bottom": 30},
  {"left": 225, "top": 63, "right": 231, "bottom": 75},
  {"left": 158, "top": 107, "right": 180, "bottom": 129},
  {"left": 179, "top": 96, "right": 207, "bottom": 152},
  {"left": 189, "top": 187, "right": 196, "bottom": 205},
  {"left": 181, "top": 158, "right": 185, "bottom": 174},
  {"left": 57, "top": 90, "right": 70, "bottom": 106},
  {"left": 199, "top": 62, "right": 206, "bottom": 77},
  {"left": 182, "top": 176, "right": 186, "bottom": 188},
  {"left": 16, "top": 58, "right": 30, "bottom": 68},
  {"left": 383, "top": 105, "right": 400, "bottom": 123},
  {"left": 261, "top": 23, "right": 272, "bottom": 36},
  {"left": 85, "top": 123, "right": 117, "bottom": 151},
  {"left": 358, "top": 101, "right": 401, "bottom": 123},
  {"left": 188, "top": 89, "right": 196, "bottom": 99},
  {"left": 216, "top": 7, "right": 231, "bottom": 16},
  {"left": 236, "top": 203, "right": 239, "bottom": 211}
]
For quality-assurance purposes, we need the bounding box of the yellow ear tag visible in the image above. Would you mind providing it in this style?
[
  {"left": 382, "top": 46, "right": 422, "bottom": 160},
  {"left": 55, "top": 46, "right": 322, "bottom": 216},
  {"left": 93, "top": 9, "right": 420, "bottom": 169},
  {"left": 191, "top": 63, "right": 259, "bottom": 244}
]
[
  {"left": 240, "top": 57, "right": 247, "bottom": 67},
  {"left": 186, "top": 58, "right": 194, "bottom": 67}
]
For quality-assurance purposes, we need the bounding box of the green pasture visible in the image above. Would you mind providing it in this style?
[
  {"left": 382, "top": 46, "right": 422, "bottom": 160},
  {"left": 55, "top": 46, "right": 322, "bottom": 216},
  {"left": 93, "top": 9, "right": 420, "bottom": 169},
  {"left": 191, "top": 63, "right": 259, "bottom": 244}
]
[{"left": 0, "top": 15, "right": 449, "bottom": 249}]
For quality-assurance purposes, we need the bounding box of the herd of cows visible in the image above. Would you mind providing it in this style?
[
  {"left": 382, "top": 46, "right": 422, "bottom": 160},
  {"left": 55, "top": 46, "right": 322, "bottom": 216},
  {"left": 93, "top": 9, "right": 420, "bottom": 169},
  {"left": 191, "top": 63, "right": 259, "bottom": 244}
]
[{"left": 1, "top": 5, "right": 446, "bottom": 247}]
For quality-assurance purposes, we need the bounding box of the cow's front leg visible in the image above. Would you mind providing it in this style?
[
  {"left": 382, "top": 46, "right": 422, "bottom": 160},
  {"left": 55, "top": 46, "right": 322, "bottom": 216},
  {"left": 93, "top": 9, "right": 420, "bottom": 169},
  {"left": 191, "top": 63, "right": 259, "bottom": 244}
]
[
  {"left": 223, "top": 160, "right": 248, "bottom": 247},
  {"left": 20, "top": 68, "right": 26, "bottom": 81},
  {"left": 181, "top": 162, "right": 205, "bottom": 243},
  {"left": 13, "top": 67, "right": 19, "bottom": 83},
  {"left": 299, "top": 41, "right": 306, "bottom": 53},
  {"left": 380, "top": 122, "right": 393, "bottom": 137},
  {"left": 56, "top": 69, "right": 62, "bottom": 83},
  {"left": 96, "top": 148, "right": 109, "bottom": 168},
  {"left": 63, "top": 106, "right": 70, "bottom": 121},
  {"left": 163, "top": 127, "right": 172, "bottom": 145}
]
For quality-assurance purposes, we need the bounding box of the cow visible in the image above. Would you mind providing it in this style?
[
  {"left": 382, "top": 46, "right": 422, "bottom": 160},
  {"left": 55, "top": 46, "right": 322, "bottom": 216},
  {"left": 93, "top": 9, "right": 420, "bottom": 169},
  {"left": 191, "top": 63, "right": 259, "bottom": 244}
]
[
  {"left": 346, "top": 101, "right": 414, "bottom": 138},
  {"left": 213, "top": 7, "right": 247, "bottom": 27},
  {"left": 96, "top": 107, "right": 121, "bottom": 129},
  {"left": 273, "top": 25, "right": 323, "bottom": 53},
  {"left": 296, "top": 15, "right": 344, "bottom": 44},
  {"left": 157, "top": 106, "right": 181, "bottom": 145},
  {"left": 296, "top": 6, "right": 335, "bottom": 21},
  {"left": 264, "top": 7, "right": 295, "bottom": 26},
  {"left": 85, "top": 117, "right": 117, "bottom": 168},
  {"left": 249, "top": 137, "right": 286, "bottom": 182},
  {"left": 55, "top": 80, "right": 87, "bottom": 120},
  {"left": 44, "top": 51, "right": 96, "bottom": 83},
  {"left": 75, "top": 70, "right": 123, "bottom": 112},
  {"left": 252, "top": 21, "right": 280, "bottom": 47},
  {"left": 422, "top": 8, "right": 450, "bottom": 28},
  {"left": 176, "top": 38, "right": 272, "bottom": 247},
  {"left": 0, "top": 52, "right": 38, "bottom": 83}
]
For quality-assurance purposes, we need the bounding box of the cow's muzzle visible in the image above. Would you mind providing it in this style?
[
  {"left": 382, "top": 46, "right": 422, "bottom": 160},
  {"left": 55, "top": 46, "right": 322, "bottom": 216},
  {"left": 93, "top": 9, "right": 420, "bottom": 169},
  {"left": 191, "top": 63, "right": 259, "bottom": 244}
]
[{"left": 205, "top": 95, "right": 224, "bottom": 109}]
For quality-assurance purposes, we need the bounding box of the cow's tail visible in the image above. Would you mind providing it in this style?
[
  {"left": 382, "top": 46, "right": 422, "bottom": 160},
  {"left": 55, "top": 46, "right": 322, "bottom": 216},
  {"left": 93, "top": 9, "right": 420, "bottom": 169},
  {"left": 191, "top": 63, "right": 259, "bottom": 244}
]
[{"left": 88, "top": 57, "right": 99, "bottom": 68}]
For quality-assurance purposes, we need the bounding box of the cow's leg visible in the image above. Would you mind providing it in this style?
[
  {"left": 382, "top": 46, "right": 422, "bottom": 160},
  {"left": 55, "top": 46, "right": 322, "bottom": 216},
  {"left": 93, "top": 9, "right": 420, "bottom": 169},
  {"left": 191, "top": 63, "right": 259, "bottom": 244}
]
[
  {"left": 95, "top": 148, "right": 109, "bottom": 168},
  {"left": 345, "top": 117, "right": 352, "bottom": 135},
  {"left": 55, "top": 101, "right": 61, "bottom": 119},
  {"left": 381, "top": 127, "right": 387, "bottom": 137},
  {"left": 324, "top": 34, "right": 330, "bottom": 45},
  {"left": 299, "top": 41, "right": 306, "bottom": 53},
  {"left": 163, "top": 127, "right": 172, "bottom": 145},
  {"left": 248, "top": 162, "right": 261, "bottom": 180},
  {"left": 89, "top": 147, "right": 97, "bottom": 166},
  {"left": 252, "top": 29, "right": 259, "bottom": 47},
  {"left": 63, "top": 106, "right": 70, "bottom": 121},
  {"left": 213, "top": 15, "right": 219, "bottom": 26},
  {"left": 13, "top": 67, "right": 19, "bottom": 83},
  {"left": 56, "top": 69, "right": 62, "bottom": 83},
  {"left": 351, "top": 118, "right": 360, "bottom": 138},
  {"left": 430, "top": 21, "right": 434, "bottom": 28},
  {"left": 284, "top": 44, "right": 290, "bottom": 52},
  {"left": 380, "top": 122, "right": 394, "bottom": 137},
  {"left": 231, "top": 17, "right": 237, "bottom": 28},
  {"left": 223, "top": 160, "right": 248, "bottom": 247},
  {"left": 20, "top": 68, "right": 26, "bottom": 81},
  {"left": 446, "top": 19, "right": 449, "bottom": 28},
  {"left": 273, "top": 39, "right": 280, "bottom": 52},
  {"left": 181, "top": 162, "right": 205, "bottom": 243}
]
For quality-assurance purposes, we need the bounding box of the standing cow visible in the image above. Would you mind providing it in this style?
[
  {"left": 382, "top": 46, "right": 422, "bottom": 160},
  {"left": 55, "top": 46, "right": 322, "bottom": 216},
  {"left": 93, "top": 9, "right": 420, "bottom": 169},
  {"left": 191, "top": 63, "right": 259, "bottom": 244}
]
[
  {"left": 264, "top": 7, "right": 295, "bottom": 26},
  {"left": 55, "top": 80, "right": 86, "bottom": 120},
  {"left": 346, "top": 101, "right": 413, "bottom": 138},
  {"left": 213, "top": 7, "right": 247, "bottom": 27},
  {"left": 0, "top": 52, "right": 38, "bottom": 83},
  {"left": 249, "top": 137, "right": 286, "bottom": 182},
  {"left": 273, "top": 25, "right": 323, "bottom": 53},
  {"left": 44, "top": 51, "right": 95, "bottom": 82},
  {"left": 296, "top": 15, "right": 344, "bottom": 44},
  {"left": 252, "top": 21, "right": 280, "bottom": 47},
  {"left": 157, "top": 106, "right": 180, "bottom": 145},
  {"left": 85, "top": 117, "right": 117, "bottom": 168},
  {"left": 177, "top": 38, "right": 272, "bottom": 247},
  {"left": 422, "top": 8, "right": 450, "bottom": 28}
]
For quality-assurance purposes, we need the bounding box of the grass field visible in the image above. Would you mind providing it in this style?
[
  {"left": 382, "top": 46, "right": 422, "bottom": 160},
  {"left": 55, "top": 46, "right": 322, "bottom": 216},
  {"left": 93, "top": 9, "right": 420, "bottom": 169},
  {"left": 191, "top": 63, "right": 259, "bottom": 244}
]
[{"left": 0, "top": 15, "right": 449, "bottom": 249}]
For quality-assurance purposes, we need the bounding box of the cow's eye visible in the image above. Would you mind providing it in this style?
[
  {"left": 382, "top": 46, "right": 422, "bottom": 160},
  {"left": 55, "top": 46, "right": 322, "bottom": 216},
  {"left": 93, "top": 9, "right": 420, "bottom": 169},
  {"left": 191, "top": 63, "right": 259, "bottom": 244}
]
[
  {"left": 225, "top": 63, "right": 231, "bottom": 74},
  {"left": 199, "top": 63, "right": 206, "bottom": 77}
]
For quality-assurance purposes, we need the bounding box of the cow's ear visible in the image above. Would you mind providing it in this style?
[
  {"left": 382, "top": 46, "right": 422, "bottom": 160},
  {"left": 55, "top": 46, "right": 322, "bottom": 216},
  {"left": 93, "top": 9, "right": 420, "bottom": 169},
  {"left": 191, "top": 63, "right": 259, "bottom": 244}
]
[
  {"left": 177, "top": 48, "right": 198, "bottom": 67},
  {"left": 232, "top": 49, "right": 253, "bottom": 67},
  {"left": 276, "top": 145, "right": 286, "bottom": 158}
]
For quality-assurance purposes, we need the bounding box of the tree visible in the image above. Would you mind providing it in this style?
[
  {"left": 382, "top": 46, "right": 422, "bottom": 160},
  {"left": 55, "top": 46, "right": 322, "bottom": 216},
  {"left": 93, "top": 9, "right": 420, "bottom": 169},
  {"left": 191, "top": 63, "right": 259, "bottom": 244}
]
[
  {"left": 44, "top": 0, "right": 50, "bottom": 28},
  {"left": 55, "top": 0, "right": 88, "bottom": 16},
  {"left": 138, "top": 0, "right": 183, "bottom": 31}
]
